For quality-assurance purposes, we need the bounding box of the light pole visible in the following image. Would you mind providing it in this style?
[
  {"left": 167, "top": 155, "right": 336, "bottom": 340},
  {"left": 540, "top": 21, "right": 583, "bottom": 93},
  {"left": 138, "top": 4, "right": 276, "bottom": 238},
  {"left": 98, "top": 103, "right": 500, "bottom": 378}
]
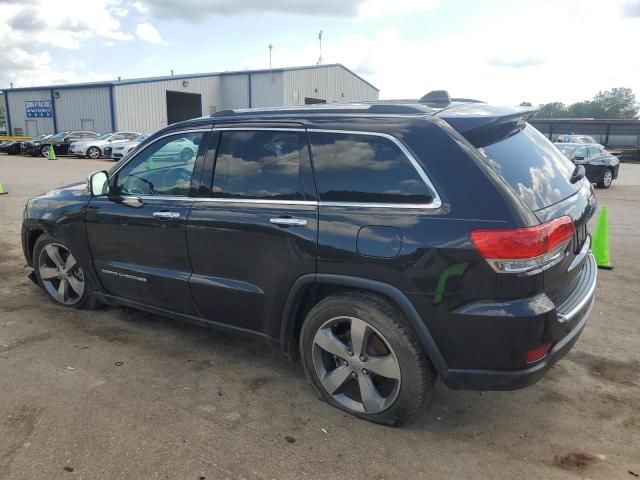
[{"left": 317, "top": 30, "right": 323, "bottom": 65}]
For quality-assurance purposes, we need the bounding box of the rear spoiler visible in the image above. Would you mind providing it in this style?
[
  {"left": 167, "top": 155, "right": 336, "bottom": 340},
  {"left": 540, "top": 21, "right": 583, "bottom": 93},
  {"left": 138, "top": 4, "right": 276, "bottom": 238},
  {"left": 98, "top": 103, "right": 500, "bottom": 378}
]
[{"left": 436, "top": 105, "right": 539, "bottom": 148}]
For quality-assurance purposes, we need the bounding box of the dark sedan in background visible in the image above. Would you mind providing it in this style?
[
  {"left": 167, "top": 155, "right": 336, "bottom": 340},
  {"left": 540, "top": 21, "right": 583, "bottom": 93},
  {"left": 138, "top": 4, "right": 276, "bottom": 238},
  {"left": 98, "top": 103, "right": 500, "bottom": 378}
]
[
  {"left": 39, "top": 131, "right": 99, "bottom": 157},
  {"left": 0, "top": 140, "right": 23, "bottom": 154},
  {"left": 556, "top": 143, "right": 619, "bottom": 188},
  {"left": 21, "top": 134, "right": 53, "bottom": 156}
]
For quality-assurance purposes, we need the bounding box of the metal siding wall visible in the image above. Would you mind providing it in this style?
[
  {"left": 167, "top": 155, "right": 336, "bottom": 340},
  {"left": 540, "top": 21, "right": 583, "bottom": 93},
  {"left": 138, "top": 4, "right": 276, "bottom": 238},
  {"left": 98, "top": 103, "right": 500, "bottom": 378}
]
[
  {"left": 114, "top": 76, "right": 219, "bottom": 133},
  {"left": 283, "top": 66, "right": 378, "bottom": 106},
  {"left": 219, "top": 74, "right": 250, "bottom": 110},
  {"left": 250, "top": 72, "right": 284, "bottom": 108},
  {"left": 54, "top": 87, "right": 111, "bottom": 133},
  {"left": 6, "top": 89, "right": 55, "bottom": 135}
]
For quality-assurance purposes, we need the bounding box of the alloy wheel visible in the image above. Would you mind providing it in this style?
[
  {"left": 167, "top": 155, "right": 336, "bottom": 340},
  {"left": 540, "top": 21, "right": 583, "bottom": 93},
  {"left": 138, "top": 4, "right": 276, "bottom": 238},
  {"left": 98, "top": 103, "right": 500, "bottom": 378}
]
[
  {"left": 603, "top": 170, "right": 613, "bottom": 187},
  {"left": 38, "top": 243, "right": 85, "bottom": 305},
  {"left": 88, "top": 147, "right": 100, "bottom": 159},
  {"left": 312, "top": 316, "right": 402, "bottom": 414}
]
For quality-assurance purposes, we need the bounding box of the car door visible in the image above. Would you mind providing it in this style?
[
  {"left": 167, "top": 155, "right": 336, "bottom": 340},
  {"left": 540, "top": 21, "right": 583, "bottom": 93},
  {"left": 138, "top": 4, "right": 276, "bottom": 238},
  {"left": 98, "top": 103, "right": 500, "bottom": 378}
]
[
  {"left": 186, "top": 127, "right": 318, "bottom": 337},
  {"left": 585, "top": 145, "right": 603, "bottom": 179},
  {"left": 85, "top": 129, "right": 209, "bottom": 314}
]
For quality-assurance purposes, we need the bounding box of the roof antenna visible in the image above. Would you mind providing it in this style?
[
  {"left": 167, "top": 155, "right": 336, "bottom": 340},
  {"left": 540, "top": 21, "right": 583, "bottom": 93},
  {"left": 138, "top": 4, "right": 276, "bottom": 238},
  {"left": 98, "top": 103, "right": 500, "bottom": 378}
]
[{"left": 316, "top": 30, "right": 323, "bottom": 65}]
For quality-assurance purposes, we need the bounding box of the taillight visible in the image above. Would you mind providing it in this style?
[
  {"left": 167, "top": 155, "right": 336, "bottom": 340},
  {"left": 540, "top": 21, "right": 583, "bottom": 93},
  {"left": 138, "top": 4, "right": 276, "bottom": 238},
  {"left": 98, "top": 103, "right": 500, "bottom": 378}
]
[
  {"left": 525, "top": 343, "right": 552, "bottom": 364},
  {"left": 470, "top": 216, "right": 575, "bottom": 273}
]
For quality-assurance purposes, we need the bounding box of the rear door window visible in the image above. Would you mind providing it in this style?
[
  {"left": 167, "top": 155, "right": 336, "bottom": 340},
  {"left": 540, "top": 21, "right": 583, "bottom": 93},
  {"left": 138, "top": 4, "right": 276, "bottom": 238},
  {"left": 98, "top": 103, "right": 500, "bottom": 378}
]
[
  {"left": 212, "top": 130, "right": 313, "bottom": 201},
  {"left": 479, "top": 124, "right": 579, "bottom": 211},
  {"left": 308, "top": 132, "right": 432, "bottom": 204}
]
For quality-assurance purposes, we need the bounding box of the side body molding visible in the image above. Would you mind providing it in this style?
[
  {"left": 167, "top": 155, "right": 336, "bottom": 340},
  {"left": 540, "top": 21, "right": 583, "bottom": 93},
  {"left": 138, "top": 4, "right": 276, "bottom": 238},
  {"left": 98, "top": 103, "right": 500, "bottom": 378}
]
[{"left": 280, "top": 273, "right": 449, "bottom": 376}]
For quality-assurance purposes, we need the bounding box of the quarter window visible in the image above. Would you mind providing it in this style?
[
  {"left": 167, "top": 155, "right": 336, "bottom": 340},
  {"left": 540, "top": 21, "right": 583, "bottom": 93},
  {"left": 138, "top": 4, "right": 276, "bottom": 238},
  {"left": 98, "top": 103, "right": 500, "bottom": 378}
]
[
  {"left": 212, "top": 130, "right": 312, "bottom": 200},
  {"left": 308, "top": 132, "right": 432, "bottom": 203},
  {"left": 115, "top": 132, "right": 203, "bottom": 196}
]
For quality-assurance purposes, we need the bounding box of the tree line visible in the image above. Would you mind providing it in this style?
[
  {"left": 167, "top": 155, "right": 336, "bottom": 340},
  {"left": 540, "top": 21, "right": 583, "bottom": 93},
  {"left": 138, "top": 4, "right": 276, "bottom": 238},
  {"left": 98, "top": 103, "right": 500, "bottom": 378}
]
[{"left": 520, "top": 87, "right": 639, "bottom": 119}]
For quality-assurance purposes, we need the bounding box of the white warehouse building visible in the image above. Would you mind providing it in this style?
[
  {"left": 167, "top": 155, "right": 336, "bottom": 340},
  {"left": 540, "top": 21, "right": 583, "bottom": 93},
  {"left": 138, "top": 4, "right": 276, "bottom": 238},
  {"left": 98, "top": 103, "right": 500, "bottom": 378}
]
[{"left": 0, "top": 64, "right": 378, "bottom": 137}]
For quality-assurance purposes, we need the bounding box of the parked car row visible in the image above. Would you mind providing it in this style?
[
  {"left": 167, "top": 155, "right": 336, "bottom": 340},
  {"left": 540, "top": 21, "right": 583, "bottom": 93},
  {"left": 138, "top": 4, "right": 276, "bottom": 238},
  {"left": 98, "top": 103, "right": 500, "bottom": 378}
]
[{"left": 1, "top": 130, "right": 147, "bottom": 160}]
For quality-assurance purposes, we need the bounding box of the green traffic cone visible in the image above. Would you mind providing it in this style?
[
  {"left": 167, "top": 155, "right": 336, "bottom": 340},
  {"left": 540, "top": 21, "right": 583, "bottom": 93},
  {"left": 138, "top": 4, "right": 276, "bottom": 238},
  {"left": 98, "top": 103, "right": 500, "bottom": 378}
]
[
  {"left": 0, "top": 180, "right": 7, "bottom": 195},
  {"left": 48, "top": 145, "right": 57, "bottom": 160},
  {"left": 591, "top": 206, "right": 613, "bottom": 270}
]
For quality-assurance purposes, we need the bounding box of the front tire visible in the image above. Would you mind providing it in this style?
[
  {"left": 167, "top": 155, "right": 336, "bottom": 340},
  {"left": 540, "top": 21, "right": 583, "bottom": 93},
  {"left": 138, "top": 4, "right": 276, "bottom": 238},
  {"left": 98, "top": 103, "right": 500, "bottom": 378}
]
[
  {"left": 300, "top": 292, "right": 435, "bottom": 426},
  {"left": 597, "top": 168, "right": 613, "bottom": 188},
  {"left": 33, "top": 234, "right": 98, "bottom": 309},
  {"left": 87, "top": 147, "right": 101, "bottom": 159}
]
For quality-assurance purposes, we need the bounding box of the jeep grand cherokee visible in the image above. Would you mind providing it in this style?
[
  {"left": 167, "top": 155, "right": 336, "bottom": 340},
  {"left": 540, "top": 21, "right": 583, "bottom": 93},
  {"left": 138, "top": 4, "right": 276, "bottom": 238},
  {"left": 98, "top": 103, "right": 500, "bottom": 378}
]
[{"left": 22, "top": 91, "right": 597, "bottom": 425}]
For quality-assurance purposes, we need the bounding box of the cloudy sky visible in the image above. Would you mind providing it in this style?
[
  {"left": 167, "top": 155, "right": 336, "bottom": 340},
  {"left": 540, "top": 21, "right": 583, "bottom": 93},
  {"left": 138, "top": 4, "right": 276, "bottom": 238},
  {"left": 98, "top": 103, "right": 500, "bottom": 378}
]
[{"left": 1, "top": 0, "right": 639, "bottom": 105}]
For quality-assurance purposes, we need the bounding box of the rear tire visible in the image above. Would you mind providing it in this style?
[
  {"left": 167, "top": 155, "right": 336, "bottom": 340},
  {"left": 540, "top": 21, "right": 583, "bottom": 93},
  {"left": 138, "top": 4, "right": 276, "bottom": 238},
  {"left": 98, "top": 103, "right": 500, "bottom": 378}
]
[
  {"left": 299, "top": 292, "right": 435, "bottom": 426},
  {"left": 597, "top": 168, "right": 613, "bottom": 189},
  {"left": 33, "top": 234, "right": 98, "bottom": 309}
]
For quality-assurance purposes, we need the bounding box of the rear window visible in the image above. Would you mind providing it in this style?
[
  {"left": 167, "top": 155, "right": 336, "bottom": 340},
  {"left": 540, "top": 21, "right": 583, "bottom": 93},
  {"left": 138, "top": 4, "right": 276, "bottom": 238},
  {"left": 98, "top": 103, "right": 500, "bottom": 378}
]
[
  {"left": 308, "top": 132, "right": 432, "bottom": 204},
  {"left": 479, "top": 124, "right": 578, "bottom": 211}
]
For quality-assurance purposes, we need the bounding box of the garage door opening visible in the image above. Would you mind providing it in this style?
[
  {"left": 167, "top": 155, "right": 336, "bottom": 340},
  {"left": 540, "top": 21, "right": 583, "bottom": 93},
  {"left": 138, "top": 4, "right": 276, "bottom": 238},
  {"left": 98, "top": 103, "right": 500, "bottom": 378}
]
[{"left": 166, "top": 91, "right": 202, "bottom": 125}]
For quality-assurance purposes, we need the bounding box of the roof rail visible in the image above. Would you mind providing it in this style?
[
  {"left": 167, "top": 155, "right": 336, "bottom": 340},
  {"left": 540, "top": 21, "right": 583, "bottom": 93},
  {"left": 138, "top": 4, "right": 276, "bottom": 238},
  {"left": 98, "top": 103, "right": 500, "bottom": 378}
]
[{"left": 419, "top": 90, "right": 451, "bottom": 104}]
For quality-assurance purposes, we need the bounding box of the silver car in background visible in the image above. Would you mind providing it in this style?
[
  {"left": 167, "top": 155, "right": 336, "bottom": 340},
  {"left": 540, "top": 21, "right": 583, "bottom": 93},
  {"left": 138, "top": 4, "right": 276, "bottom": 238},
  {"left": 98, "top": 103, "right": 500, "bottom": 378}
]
[
  {"left": 69, "top": 131, "right": 140, "bottom": 159},
  {"left": 109, "top": 134, "right": 150, "bottom": 161}
]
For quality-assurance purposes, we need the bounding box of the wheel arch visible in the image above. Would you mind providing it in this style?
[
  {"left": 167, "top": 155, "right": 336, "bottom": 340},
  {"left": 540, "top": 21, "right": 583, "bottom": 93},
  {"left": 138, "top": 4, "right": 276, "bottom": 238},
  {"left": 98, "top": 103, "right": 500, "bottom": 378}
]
[{"left": 280, "top": 273, "right": 448, "bottom": 376}]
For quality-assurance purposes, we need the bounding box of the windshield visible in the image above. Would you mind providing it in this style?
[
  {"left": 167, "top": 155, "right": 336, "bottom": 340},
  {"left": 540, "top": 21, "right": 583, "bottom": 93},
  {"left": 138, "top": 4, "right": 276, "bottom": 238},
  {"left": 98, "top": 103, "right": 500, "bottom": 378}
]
[
  {"left": 133, "top": 134, "right": 148, "bottom": 142},
  {"left": 97, "top": 133, "right": 112, "bottom": 140},
  {"left": 479, "top": 124, "right": 580, "bottom": 211}
]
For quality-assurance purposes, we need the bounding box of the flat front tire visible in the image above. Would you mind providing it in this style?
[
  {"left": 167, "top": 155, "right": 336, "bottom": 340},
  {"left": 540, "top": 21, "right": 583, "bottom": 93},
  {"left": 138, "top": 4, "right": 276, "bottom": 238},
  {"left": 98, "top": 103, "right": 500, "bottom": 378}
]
[
  {"left": 300, "top": 292, "right": 435, "bottom": 426},
  {"left": 33, "top": 234, "right": 98, "bottom": 309}
]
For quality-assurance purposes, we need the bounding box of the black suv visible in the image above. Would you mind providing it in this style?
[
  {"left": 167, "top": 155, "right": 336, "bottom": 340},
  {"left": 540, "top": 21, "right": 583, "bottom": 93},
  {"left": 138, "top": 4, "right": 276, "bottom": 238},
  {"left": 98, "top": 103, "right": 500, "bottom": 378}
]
[{"left": 22, "top": 92, "right": 597, "bottom": 425}]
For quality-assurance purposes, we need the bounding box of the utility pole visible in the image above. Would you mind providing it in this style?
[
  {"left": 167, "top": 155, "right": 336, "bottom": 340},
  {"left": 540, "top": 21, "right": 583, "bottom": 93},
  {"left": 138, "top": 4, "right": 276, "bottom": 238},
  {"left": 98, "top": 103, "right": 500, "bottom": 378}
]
[
  {"left": 268, "top": 44, "right": 273, "bottom": 83},
  {"left": 316, "top": 30, "right": 323, "bottom": 65}
]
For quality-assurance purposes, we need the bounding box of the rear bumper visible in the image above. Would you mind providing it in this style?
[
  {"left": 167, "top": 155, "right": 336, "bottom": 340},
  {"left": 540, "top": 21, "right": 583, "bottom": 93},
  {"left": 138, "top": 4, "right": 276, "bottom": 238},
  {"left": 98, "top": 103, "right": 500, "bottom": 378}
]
[{"left": 442, "top": 254, "right": 597, "bottom": 391}]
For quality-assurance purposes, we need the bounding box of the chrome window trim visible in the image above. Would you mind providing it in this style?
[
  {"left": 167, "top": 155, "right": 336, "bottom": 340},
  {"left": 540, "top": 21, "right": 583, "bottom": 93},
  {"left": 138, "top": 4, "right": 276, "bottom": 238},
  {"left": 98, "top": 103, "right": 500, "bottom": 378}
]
[
  {"left": 109, "top": 126, "right": 443, "bottom": 210},
  {"left": 211, "top": 126, "right": 442, "bottom": 210},
  {"left": 306, "top": 128, "right": 442, "bottom": 210},
  {"left": 191, "top": 197, "right": 317, "bottom": 206}
]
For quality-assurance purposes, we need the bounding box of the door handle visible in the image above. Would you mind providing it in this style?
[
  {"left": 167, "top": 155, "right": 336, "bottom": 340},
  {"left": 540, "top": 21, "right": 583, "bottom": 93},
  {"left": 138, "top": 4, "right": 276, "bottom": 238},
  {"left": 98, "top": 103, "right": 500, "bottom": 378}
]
[
  {"left": 270, "top": 217, "right": 307, "bottom": 227},
  {"left": 153, "top": 211, "right": 180, "bottom": 219}
]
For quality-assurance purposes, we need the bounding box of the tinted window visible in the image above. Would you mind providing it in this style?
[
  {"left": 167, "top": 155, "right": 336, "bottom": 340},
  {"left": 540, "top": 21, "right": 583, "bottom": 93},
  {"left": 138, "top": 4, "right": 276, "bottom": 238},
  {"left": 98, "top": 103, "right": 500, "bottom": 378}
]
[
  {"left": 212, "top": 130, "right": 311, "bottom": 200},
  {"left": 587, "top": 146, "right": 601, "bottom": 158},
  {"left": 574, "top": 146, "right": 588, "bottom": 159},
  {"left": 480, "top": 124, "right": 579, "bottom": 211},
  {"left": 308, "top": 132, "right": 432, "bottom": 203},
  {"left": 115, "top": 132, "right": 203, "bottom": 196}
]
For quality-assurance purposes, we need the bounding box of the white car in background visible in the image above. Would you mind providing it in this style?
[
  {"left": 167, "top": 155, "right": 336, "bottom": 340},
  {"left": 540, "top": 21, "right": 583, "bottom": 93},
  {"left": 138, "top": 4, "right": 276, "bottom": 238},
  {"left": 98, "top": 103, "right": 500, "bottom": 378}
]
[
  {"left": 109, "top": 133, "right": 150, "bottom": 161},
  {"left": 69, "top": 131, "right": 140, "bottom": 159}
]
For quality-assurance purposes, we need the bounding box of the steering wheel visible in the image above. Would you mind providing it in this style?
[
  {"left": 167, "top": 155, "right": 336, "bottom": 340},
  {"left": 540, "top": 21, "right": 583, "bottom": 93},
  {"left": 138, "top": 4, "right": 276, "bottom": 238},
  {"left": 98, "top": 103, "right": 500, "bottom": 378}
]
[
  {"left": 122, "top": 174, "right": 155, "bottom": 195},
  {"left": 159, "top": 167, "right": 191, "bottom": 194}
]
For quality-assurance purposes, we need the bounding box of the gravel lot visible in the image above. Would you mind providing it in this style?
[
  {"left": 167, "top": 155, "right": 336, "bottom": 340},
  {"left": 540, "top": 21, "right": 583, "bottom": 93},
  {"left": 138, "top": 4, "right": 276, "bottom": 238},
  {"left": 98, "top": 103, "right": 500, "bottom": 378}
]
[{"left": 1, "top": 155, "right": 639, "bottom": 480}]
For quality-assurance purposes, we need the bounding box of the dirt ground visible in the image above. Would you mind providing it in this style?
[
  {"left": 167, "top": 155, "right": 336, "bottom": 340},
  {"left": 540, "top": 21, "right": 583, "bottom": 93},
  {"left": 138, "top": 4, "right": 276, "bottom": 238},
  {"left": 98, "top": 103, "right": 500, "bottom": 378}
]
[{"left": 1, "top": 154, "right": 639, "bottom": 480}]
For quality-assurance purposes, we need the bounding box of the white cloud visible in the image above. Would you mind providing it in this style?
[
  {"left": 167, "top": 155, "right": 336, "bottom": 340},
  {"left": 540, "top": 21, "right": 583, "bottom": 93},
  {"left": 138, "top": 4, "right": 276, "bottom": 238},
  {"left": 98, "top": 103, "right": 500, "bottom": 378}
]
[
  {"left": 357, "top": 0, "right": 441, "bottom": 18},
  {"left": 135, "top": 22, "right": 162, "bottom": 43},
  {"left": 241, "top": 1, "right": 640, "bottom": 106},
  {"left": 0, "top": 0, "right": 134, "bottom": 87}
]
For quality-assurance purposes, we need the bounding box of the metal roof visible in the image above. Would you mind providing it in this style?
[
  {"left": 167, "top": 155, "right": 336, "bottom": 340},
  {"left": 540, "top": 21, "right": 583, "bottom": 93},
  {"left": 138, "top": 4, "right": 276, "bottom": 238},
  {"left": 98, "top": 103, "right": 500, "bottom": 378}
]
[{"left": 0, "top": 63, "right": 378, "bottom": 93}]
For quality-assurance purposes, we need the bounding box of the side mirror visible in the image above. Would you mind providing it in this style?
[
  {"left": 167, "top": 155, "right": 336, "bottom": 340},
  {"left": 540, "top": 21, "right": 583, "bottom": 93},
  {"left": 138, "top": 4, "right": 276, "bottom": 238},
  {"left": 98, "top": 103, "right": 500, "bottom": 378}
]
[
  {"left": 574, "top": 156, "right": 585, "bottom": 161},
  {"left": 88, "top": 170, "right": 110, "bottom": 196}
]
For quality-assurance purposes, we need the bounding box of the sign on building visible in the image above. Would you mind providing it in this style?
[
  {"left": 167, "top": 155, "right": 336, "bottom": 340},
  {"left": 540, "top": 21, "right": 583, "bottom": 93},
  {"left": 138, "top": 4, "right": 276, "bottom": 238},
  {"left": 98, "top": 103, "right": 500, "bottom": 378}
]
[{"left": 25, "top": 101, "right": 53, "bottom": 118}]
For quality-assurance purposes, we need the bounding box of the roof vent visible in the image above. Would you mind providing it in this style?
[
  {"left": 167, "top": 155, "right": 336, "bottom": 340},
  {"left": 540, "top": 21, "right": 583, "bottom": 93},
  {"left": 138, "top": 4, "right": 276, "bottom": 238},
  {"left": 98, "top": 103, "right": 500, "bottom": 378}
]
[{"left": 419, "top": 90, "right": 451, "bottom": 104}]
